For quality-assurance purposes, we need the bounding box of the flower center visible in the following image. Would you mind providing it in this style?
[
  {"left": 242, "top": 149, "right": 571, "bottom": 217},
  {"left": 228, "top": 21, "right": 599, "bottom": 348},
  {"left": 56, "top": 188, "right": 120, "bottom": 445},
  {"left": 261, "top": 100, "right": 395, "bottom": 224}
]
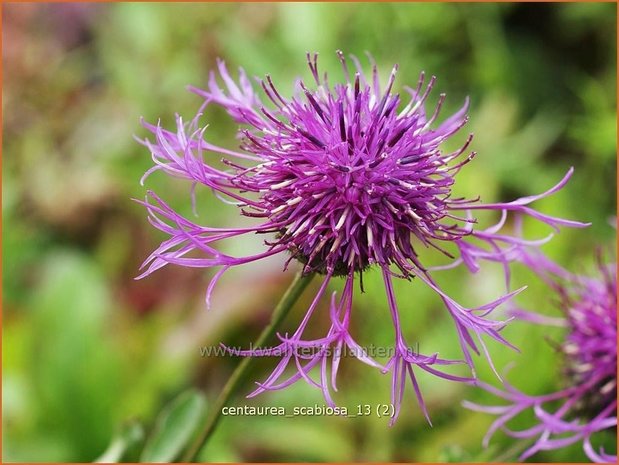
[{"left": 233, "top": 57, "right": 473, "bottom": 276}]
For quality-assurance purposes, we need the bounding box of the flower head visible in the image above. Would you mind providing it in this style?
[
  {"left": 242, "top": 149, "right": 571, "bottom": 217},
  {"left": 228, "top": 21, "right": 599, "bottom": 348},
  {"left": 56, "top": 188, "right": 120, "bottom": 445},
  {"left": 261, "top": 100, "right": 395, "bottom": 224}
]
[
  {"left": 465, "top": 250, "right": 616, "bottom": 462},
  {"left": 138, "top": 52, "right": 587, "bottom": 423}
]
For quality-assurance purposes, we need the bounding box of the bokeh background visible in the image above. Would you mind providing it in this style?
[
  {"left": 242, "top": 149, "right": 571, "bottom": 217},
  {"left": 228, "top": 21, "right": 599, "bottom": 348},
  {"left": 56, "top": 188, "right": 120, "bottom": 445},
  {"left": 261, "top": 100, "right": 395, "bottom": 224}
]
[{"left": 3, "top": 2, "right": 616, "bottom": 462}]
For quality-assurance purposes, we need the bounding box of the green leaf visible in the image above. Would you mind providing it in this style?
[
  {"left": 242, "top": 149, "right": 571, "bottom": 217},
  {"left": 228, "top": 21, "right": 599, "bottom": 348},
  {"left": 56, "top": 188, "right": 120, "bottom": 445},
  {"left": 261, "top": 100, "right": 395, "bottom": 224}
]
[
  {"left": 140, "top": 390, "right": 207, "bottom": 463},
  {"left": 94, "top": 421, "right": 145, "bottom": 463},
  {"left": 29, "top": 252, "right": 124, "bottom": 459}
]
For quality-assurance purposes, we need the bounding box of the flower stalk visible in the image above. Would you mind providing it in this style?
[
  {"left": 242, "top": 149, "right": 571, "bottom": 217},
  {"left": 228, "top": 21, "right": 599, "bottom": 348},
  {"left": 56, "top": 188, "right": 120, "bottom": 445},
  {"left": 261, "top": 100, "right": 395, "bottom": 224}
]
[{"left": 182, "top": 270, "right": 315, "bottom": 462}]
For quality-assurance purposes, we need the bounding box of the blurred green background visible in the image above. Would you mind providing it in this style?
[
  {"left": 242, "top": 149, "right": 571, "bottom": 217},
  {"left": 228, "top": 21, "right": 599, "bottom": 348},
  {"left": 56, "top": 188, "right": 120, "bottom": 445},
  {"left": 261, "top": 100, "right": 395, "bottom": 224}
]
[{"left": 2, "top": 2, "right": 616, "bottom": 462}]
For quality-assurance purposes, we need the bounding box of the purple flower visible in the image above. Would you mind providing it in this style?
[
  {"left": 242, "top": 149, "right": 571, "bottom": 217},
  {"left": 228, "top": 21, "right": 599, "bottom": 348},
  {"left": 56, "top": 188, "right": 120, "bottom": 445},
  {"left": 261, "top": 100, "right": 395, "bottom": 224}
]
[
  {"left": 465, "top": 250, "right": 616, "bottom": 462},
  {"left": 137, "top": 52, "right": 587, "bottom": 423}
]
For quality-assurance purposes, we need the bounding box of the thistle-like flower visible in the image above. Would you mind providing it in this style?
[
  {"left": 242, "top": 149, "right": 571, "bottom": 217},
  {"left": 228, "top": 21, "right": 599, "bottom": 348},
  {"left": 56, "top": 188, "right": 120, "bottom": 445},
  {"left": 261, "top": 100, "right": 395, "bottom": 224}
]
[
  {"left": 137, "top": 52, "right": 587, "bottom": 423},
  {"left": 465, "top": 250, "right": 616, "bottom": 462}
]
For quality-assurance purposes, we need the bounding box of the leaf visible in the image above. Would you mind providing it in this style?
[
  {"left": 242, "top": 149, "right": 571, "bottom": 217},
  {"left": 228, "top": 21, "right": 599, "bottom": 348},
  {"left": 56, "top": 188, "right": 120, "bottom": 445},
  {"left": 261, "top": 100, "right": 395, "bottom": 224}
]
[
  {"left": 140, "top": 389, "right": 208, "bottom": 463},
  {"left": 94, "top": 421, "right": 145, "bottom": 463},
  {"left": 30, "top": 252, "right": 124, "bottom": 458}
]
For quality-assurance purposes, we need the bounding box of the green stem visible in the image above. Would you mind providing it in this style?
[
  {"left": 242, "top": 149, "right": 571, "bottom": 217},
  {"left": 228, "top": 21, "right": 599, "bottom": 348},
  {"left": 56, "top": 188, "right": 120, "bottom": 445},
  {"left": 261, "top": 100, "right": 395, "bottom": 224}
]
[{"left": 182, "top": 270, "right": 316, "bottom": 462}]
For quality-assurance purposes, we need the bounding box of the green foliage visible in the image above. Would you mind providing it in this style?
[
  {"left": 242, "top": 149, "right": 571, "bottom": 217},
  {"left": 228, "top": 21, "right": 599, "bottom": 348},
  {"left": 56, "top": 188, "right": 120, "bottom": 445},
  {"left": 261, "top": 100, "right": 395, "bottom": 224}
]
[
  {"left": 95, "top": 421, "right": 145, "bottom": 463},
  {"left": 140, "top": 390, "right": 208, "bottom": 462},
  {"left": 3, "top": 2, "right": 616, "bottom": 462}
]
